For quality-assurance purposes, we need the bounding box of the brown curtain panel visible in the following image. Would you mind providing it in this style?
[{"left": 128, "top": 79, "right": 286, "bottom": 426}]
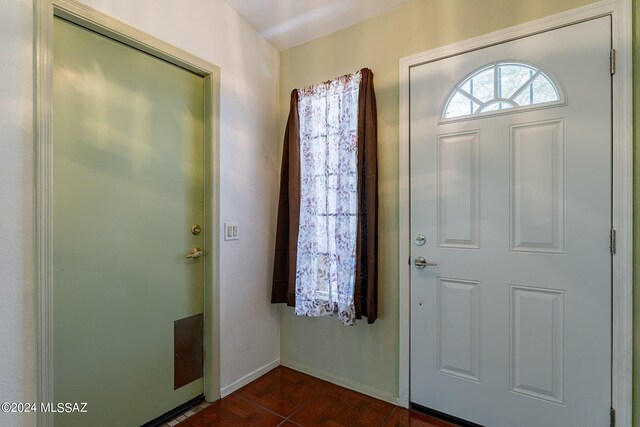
[
  {"left": 270, "top": 90, "right": 300, "bottom": 307},
  {"left": 354, "top": 68, "right": 378, "bottom": 323},
  {"left": 271, "top": 69, "right": 379, "bottom": 323}
]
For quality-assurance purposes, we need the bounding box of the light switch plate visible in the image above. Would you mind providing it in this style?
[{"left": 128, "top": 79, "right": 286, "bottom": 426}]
[{"left": 224, "top": 222, "right": 239, "bottom": 241}]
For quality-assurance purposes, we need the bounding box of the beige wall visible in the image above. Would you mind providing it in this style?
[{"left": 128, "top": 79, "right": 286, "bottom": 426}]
[
  {"left": 633, "top": 0, "right": 639, "bottom": 422},
  {"left": 0, "top": 2, "right": 35, "bottom": 426},
  {"left": 279, "top": 0, "right": 607, "bottom": 402}
]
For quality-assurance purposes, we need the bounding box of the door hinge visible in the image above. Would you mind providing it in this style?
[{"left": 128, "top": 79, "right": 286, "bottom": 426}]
[
  {"left": 408, "top": 256, "right": 411, "bottom": 266},
  {"left": 610, "top": 228, "right": 617, "bottom": 255},
  {"left": 610, "top": 407, "right": 616, "bottom": 427},
  {"left": 610, "top": 49, "right": 616, "bottom": 75}
]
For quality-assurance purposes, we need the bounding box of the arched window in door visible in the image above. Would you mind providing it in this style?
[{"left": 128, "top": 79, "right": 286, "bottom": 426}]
[{"left": 442, "top": 61, "right": 565, "bottom": 121}]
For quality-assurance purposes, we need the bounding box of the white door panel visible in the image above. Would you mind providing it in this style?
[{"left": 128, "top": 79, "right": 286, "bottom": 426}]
[{"left": 410, "top": 17, "right": 611, "bottom": 427}]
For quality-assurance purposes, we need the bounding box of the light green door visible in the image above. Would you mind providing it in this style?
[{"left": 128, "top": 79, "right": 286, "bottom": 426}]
[{"left": 53, "top": 17, "right": 205, "bottom": 426}]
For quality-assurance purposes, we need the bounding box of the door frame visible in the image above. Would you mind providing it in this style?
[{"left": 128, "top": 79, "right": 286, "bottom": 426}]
[
  {"left": 34, "top": 0, "right": 221, "bottom": 425},
  {"left": 398, "top": 0, "right": 633, "bottom": 424}
]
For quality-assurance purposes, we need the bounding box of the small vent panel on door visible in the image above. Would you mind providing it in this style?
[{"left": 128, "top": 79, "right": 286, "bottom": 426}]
[{"left": 174, "top": 314, "right": 204, "bottom": 389}]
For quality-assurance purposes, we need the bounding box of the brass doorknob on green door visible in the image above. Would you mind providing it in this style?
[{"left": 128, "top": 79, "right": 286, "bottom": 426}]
[
  {"left": 414, "top": 257, "right": 437, "bottom": 268},
  {"left": 186, "top": 248, "right": 203, "bottom": 259}
]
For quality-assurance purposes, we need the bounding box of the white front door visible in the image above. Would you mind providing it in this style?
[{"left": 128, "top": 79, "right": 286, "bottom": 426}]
[{"left": 409, "top": 18, "right": 611, "bottom": 427}]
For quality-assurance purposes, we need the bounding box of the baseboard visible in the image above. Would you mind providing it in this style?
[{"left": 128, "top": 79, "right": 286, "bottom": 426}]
[
  {"left": 220, "top": 358, "right": 280, "bottom": 397},
  {"left": 280, "top": 359, "right": 400, "bottom": 405}
]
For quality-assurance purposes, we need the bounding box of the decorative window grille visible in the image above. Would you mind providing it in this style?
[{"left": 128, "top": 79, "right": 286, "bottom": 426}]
[{"left": 442, "top": 61, "right": 564, "bottom": 121}]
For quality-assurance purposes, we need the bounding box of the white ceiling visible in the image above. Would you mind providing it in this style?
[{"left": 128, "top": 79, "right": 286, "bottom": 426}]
[{"left": 225, "top": 0, "right": 416, "bottom": 50}]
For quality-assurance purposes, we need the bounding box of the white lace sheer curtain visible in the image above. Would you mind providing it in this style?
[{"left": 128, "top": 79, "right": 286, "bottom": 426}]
[{"left": 294, "top": 71, "right": 362, "bottom": 325}]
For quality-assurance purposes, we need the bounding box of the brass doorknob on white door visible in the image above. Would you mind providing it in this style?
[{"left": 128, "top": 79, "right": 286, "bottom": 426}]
[
  {"left": 414, "top": 257, "right": 437, "bottom": 268},
  {"left": 186, "top": 247, "right": 203, "bottom": 259}
]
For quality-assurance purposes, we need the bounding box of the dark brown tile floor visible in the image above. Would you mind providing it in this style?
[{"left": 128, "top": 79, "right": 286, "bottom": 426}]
[{"left": 177, "top": 366, "right": 460, "bottom": 427}]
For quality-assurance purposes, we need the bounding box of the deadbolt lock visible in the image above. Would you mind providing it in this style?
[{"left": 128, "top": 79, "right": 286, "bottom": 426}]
[{"left": 191, "top": 224, "right": 202, "bottom": 235}]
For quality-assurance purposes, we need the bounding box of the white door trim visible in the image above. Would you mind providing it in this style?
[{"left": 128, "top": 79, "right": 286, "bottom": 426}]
[
  {"left": 398, "top": 1, "right": 633, "bottom": 425},
  {"left": 34, "top": 1, "right": 222, "bottom": 425}
]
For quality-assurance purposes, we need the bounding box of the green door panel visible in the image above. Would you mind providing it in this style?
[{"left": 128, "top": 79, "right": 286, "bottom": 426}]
[{"left": 53, "top": 17, "right": 205, "bottom": 426}]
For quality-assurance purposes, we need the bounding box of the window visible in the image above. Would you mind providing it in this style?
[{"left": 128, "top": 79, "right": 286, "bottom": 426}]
[
  {"left": 295, "top": 71, "right": 361, "bottom": 325},
  {"left": 442, "top": 61, "right": 564, "bottom": 120},
  {"left": 272, "top": 68, "right": 378, "bottom": 326}
]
